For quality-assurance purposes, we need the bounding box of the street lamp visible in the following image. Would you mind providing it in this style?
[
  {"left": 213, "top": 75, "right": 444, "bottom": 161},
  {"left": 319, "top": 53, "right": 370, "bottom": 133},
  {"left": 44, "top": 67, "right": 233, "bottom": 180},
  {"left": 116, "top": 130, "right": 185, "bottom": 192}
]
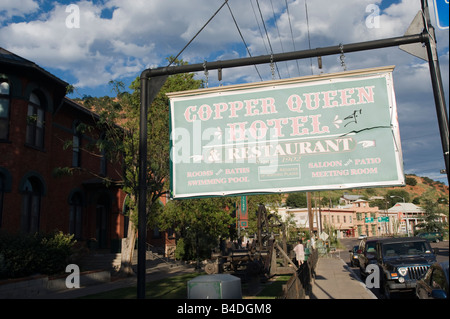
[{"left": 390, "top": 196, "right": 409, "bottom": 237}]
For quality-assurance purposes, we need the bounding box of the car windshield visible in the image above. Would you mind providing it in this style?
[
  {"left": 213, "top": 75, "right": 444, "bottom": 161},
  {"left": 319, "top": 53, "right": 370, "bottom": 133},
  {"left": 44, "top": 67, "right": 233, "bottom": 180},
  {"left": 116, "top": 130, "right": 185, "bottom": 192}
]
[
  {"left": 382, "top": 241, "right": 432, "bottom": 257},
  {"left": 366, "top": 242, "right": 377, "bottom": 253}
]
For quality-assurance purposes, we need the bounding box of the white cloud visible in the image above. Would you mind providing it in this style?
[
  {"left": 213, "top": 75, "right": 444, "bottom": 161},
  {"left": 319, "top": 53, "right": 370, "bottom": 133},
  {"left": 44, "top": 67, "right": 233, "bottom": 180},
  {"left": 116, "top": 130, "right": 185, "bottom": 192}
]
[
  {"left": 0, "top": 0, "right": 448, "bottom": 183},
  {"left": 0, "top": 0, "right": 39, "bottom": 22}
]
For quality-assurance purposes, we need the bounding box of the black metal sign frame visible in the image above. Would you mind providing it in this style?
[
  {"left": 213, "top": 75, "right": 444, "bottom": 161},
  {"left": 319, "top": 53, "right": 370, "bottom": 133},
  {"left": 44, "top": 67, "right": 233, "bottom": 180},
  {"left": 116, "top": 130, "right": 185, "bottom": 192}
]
[{"left": 136, "top": 0, "right": 448, "bottom": 298}]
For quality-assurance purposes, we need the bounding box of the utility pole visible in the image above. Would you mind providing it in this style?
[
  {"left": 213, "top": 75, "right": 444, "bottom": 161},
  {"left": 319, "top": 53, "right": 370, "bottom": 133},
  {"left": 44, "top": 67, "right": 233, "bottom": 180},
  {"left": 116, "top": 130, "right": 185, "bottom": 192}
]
[
  {"left": 307, "top": 192, "right": 313, "bottom": 235},
  {"left": 421, "top": 0, "right": 449, "bottom": 183}
]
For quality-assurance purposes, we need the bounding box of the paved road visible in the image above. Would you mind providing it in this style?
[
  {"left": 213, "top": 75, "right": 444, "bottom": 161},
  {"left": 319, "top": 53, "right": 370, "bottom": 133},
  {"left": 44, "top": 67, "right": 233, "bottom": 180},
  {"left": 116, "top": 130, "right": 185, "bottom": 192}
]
[{"left": 339, "top": 237, "right": 449, "bottom": 299}]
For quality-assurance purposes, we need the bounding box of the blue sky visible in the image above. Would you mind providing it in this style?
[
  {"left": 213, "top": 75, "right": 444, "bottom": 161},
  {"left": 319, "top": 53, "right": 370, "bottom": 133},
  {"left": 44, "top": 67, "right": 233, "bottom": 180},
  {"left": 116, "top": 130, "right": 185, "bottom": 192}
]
[{"left": 1, "top": 0, "right": 448, "bottom": 185}]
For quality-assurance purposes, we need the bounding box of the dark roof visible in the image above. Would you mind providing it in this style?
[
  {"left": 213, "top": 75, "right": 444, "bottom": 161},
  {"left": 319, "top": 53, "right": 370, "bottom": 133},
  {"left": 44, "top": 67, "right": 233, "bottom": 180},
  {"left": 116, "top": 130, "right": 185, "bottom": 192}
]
[
  {"left": 0, "top": 47, "right": 68, "bottom": 88},
  {"left": 62, "top": 97, "right": 101, "bottom": 119},
  {"left": 377, "top": 237, "right": 428, "bottom": 244}
]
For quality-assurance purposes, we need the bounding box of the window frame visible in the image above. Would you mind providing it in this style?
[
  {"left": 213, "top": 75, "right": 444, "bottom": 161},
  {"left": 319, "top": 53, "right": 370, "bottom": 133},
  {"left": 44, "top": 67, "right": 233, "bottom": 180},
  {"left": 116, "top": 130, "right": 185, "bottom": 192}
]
[
  {"left": 72, "top": 121, "right": 82, "bottom": 167},
  {"left": 26, "top": 92, "right": 45, "bottom": 149},
  {"left": 21, "top": 177, "right": 42, "bottom": 233},
  {"left": 69, "top": 192, "right": 83, "bottom": 240},
  {"left": 0, "top": 80, "right": 11, "bottom": 141}
]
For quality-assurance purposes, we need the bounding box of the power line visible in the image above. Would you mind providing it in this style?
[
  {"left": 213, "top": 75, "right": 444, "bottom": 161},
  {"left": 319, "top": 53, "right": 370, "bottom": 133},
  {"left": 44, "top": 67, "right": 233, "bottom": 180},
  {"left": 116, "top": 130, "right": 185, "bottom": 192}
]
[
  {"left": 250, "top": 0, "right": 269, "bottom": 54},
  {"left": 167, "top": 0, "right": 229, "bottom": 67},
  {"left": 255, "top": 0, "right": 281, "bottom": 79},
  {"left": 270, "top": 0, "right": 290, "bottom": 78},
  {"left": 285, "top": 0, "right": 301, "bottom": 76},
  {"left": 226, "top": 1, "right": 263, "bottom": 81},
  {"left": 304, "top": 0, "right": 313, "bottom": 75}
]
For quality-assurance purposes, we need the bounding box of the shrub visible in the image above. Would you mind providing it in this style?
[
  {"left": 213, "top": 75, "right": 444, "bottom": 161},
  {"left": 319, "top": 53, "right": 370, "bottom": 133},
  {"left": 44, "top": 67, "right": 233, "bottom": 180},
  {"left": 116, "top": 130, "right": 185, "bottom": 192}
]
[
  {"left": 174, "top": 238, "right": 186, "bottom": 261},
  {"left": 0, "top": 231, "right": 75, "bottom": 280},
  {"left": 405, "top": 177, "right": 417, "bottom": 186}
]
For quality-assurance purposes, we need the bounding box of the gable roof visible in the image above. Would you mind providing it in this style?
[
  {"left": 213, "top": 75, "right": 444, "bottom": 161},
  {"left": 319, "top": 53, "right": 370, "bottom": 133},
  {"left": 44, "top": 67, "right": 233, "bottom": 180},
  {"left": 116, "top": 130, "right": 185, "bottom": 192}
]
[
  {"left": 388, "top": 202, "right": 424, "bottom": 213},
  {"left": 0, "top": 47, "right": 68, "bottom": 88}
]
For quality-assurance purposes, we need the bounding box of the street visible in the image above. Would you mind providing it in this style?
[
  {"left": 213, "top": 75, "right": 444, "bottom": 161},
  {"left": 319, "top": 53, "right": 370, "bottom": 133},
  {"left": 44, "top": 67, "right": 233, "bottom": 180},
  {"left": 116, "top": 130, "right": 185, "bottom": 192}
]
[{"left": 338, "top": 237, "right": 449, "bottom": 299}]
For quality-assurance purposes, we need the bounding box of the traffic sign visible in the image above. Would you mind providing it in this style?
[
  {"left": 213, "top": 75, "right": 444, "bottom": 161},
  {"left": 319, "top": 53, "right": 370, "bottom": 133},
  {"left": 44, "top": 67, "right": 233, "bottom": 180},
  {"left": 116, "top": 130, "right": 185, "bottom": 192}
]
[
  {"left": 433, "top": 0, "right": 449, "bottom": 30},
  {"left": 378, "top": 216, "right": 389, "bottom": 222},
  {"left": 365, "top": 217, "right": 374, "bottom": 223}
]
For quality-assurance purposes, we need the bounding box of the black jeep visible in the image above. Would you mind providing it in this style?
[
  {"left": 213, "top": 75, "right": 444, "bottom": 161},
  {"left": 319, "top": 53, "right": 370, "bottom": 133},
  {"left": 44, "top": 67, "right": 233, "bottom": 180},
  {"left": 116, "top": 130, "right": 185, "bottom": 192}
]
[{"left": 376, "top": 237, "right": 437, "bottom": 298}]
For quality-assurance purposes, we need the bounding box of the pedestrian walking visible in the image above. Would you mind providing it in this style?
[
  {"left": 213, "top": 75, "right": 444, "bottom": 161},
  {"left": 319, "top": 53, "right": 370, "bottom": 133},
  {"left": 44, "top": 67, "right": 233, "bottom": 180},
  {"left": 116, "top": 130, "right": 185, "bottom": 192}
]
[{"left": 293, "top": 239, "right": 305, "bottom": 266}]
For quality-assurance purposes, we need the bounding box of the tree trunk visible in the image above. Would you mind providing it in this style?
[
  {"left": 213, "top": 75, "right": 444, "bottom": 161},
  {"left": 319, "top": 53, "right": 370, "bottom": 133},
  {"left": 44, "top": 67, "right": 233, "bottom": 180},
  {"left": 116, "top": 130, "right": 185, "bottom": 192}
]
[{"left": 118, "top": 216, "right": 138, "bottom": 277}]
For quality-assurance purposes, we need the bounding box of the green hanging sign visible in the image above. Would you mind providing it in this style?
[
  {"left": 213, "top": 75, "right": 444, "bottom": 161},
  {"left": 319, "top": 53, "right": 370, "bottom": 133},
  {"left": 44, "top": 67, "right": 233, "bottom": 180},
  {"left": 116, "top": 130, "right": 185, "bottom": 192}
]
[{"left": 168, "top": 66, "right": 404, "bottom": 199}]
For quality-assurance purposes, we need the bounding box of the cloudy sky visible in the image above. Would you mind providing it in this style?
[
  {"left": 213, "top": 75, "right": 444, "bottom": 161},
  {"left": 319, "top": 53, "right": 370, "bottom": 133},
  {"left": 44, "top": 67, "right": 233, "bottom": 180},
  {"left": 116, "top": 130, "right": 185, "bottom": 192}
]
[{"left": 1, "top": 0, "right": 448, "bottom": 185}]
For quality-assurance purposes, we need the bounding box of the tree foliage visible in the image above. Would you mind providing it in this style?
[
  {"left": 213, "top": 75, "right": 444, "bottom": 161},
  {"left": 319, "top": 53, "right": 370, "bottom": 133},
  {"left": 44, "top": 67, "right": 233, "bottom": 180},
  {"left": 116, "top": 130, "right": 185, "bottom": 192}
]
[
  {"left": 415, "top": 190, "right": 449, "bottom": 233},
  {"left": 158, "top": 197, "right": 235, "bottom": 260}
]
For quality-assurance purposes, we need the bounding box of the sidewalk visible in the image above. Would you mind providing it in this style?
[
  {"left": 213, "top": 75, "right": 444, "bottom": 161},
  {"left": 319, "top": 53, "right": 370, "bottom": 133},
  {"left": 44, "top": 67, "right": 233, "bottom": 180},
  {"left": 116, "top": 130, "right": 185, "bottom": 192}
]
[
  {"left": 309, "top": 255, "right": 377, "bottom": 299},
  {"left": 32, "top": 263, "right": 196, "bottom": 299}
]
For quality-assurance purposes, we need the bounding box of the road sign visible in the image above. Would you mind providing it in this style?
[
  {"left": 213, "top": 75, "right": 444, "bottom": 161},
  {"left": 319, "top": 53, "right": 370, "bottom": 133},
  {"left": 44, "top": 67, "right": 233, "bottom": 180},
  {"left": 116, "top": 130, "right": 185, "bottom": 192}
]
[
  {"left": 378, "top": 216, "right": 389, "bottom": 222},
  {"left": 239, "top": 196, "right": 248, "bottom": 228},
  {"left": 365, "top": 217, "right": 374, "bottom": 223},
  {"left": 433, "top": 0, "right": 449, "bottom": 29}
]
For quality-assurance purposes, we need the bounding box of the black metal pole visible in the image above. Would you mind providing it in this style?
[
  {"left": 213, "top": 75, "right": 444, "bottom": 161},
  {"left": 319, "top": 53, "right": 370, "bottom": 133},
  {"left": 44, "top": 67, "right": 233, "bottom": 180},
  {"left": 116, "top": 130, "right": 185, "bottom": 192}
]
[
  {"left": 421, "top": 0, "right": 450, "bottom": 183},
  {"left": 137, "top": 71, "right": 149, "bottom": 299},
  {"left": 144, "top": 34, "right": 425, "bottom": 77}
]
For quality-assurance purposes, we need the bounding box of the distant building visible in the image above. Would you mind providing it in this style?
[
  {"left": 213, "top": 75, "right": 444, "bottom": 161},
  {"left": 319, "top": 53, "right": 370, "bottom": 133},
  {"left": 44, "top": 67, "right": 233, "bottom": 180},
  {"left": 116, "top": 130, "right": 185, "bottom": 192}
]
[
  {"left": 387, "top": 202, "right": 425, "bottom": 236},
  {"left": 278, "top": 199, "right": 380, "bottom": 238},
  {"left": 339, "top": 194, "right": 365, "bottom": 205}
]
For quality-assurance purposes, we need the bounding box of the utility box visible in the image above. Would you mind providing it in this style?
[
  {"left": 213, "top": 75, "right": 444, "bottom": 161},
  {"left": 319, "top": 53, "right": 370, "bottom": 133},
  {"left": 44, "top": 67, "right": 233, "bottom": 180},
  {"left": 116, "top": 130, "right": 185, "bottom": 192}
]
[{"left": 187, "top": 274, "right": 242, "bottom": 299}]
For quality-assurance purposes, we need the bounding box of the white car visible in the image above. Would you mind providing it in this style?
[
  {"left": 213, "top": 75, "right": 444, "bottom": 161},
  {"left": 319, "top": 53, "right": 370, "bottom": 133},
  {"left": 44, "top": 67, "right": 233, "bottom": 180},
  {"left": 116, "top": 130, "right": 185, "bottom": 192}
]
[{"left": 358, "top": 234, "right": 368, "bottom": 240}]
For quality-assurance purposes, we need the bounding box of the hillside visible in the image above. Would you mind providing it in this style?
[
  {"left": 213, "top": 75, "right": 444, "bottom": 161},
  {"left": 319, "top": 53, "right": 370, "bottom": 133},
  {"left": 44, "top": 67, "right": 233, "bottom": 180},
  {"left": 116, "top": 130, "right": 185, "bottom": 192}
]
[{"left": 335, "top": 174, "right": 449, "bottom": 203}]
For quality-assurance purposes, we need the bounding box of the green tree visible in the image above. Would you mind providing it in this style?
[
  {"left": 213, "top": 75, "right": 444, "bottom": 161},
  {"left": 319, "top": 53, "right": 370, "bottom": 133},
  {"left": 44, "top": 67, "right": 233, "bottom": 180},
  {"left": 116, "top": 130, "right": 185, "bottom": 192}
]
[
  {"left": 386, "top": 189, "right": 410, "bottom": 204},
  {"left": 158, "top": 197, "right": 235, "bottom": 261},
  {"left": 415, "top": 197, "right": 449, "bottom": 233},
  {"left": 286, "top": 192, "right": 307, "bottom": 208}
]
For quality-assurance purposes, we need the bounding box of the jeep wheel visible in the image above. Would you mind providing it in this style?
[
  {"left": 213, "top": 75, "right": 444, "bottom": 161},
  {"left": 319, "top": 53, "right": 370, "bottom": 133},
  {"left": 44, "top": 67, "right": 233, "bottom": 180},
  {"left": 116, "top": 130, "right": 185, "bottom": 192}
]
[{"left": 359, "top": 268, "right": 366, "bottom": 279}]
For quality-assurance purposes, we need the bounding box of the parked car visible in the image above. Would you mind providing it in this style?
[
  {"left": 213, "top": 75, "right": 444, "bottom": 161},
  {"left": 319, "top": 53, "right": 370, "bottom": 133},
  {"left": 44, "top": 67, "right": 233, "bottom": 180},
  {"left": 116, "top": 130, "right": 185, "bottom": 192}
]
[
  {"left": 417, "top": 232, "right": 444, "bottom": 243},
  {"left": 349, "top": 245, "right": 360, "bottom": 267},
  {"left": 358, "top": 234, "right": 367, "bottom": 240},
  {"left": 376, "top": 237, "right": 437, "bottom": 299},
  {"left": 358, "top": 238, "right": 380, "bottom": 279},
  {"left": 416, "top": 261, "right": 449, "bottom": 299}
]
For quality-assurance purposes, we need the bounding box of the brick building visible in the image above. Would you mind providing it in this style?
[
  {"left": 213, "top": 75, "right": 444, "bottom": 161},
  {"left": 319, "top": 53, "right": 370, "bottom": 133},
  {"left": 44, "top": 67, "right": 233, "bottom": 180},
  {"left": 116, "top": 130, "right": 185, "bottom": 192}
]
[
  {"left": 0, "top": 48, "right": 176, "bottom": 256},
  {"left": 0, "top": 47, "right": 131, "bottom": 251},
  {"left": 278, "top": 199, "right": 381, "bottom": 238}
]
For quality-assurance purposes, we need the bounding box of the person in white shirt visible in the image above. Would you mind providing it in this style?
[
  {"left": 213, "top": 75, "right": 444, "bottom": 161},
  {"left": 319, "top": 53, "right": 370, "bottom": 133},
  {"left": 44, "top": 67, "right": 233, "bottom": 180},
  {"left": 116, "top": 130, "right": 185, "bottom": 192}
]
[{"left": 293, "top": 239, "right": 305, "bottom": 266}]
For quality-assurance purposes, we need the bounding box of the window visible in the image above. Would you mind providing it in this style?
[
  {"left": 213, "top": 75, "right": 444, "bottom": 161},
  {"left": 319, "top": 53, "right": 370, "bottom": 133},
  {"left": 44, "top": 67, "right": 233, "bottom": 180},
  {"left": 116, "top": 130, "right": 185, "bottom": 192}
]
[
  {"left": 26, "top": 92, "right": 45, "bottom": 148},
  {"left": 21, "top": 177, "right": 42, "bottom": 233},
  {"left": 0, "top": 80, "right": 10, "bottom": 140},
  {"left": 69, "top": 192, "right": 83, "bottom": 239},
  {"left": 72, "top": 121, "right": 82, "bottom": 167}
]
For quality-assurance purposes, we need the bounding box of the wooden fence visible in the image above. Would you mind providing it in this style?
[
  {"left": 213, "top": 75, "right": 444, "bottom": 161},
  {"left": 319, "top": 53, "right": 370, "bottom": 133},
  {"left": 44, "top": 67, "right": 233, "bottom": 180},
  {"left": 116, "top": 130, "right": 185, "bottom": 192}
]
[{"left": 281, "top": 248, "right": 318, "bottom": 299}]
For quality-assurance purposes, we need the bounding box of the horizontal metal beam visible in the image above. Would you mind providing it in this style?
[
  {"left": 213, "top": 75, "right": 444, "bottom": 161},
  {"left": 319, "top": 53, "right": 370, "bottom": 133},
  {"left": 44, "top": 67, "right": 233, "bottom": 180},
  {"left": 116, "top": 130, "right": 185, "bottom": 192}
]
[{"left": 142, "top": 33, "right": 425, "bottom": 79}]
